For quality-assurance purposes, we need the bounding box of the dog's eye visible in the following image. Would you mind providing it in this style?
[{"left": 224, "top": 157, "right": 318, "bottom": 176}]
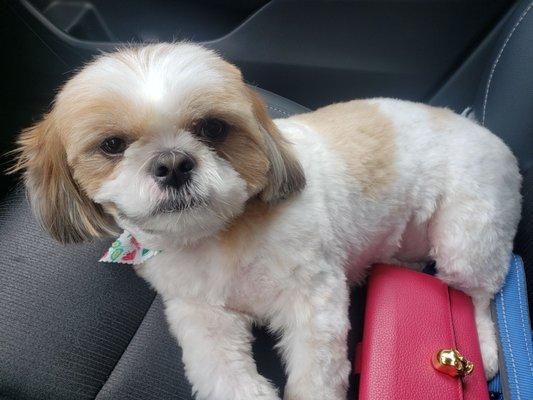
[
  {"left": 195, "top": 118, "right": 228, "bottom": 141},
  {"left": 100, "top": 137, "right": 127, "bottom": 155}
]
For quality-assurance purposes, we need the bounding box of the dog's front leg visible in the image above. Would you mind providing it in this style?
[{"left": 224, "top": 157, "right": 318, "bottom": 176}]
[
  {"left": 271, "top": 269, "right": 351, "bottom": 400},
  {"left": 165, "top": 298, "right": 280, "bottom": 400}
]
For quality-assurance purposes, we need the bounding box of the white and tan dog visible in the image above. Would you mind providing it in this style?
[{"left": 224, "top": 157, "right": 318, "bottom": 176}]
[{"left": 12, "top": 43, "right": 521, "bottom": 400}]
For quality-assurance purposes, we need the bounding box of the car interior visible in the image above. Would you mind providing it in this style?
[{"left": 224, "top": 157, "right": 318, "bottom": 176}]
[{"left": 1, "top": 0, "right": 531, "bottom": 399}]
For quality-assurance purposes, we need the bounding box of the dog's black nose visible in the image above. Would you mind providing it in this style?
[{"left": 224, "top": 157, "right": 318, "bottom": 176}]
[{"left": 152, "top": 152, "right": 196, "bottom": 189}]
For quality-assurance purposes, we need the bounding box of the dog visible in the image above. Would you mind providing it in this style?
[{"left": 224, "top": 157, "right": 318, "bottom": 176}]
[{"left": 11, "top": 43, "right": 522, "bottom": 400}]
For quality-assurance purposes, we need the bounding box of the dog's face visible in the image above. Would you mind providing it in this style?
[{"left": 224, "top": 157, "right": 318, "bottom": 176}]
[{"left": 12, "top": 44, "right": 305, "bottom": 245}]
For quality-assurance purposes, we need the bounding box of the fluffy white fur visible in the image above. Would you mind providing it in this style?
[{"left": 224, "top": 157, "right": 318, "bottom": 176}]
[
  {"left": 134, "top": 108, "right": 520, "bottom": 398},
  {"left": 16, "top": 43, "right": 522, "bottom": 400}
]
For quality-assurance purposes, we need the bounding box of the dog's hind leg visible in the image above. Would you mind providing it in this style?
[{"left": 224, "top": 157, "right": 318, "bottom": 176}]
[{"left": 428, "top": 191, "right": 520, "bottom": 379}]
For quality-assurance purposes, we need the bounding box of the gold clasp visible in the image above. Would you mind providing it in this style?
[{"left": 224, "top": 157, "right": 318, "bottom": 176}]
[{"left": 432, "top": 348, "right": 474, "bottom": 377}]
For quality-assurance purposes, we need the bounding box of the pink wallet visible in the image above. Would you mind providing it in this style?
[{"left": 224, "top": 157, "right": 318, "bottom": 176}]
[{"left": 356, "top": 264, "right": 489, "bottom": 400}]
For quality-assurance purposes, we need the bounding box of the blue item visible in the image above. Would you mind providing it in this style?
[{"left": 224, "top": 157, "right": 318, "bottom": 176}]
[
  {"left": 488, "top": 373, "right": 503, "bottom": 399},
  {"left": 490, "top": 255, "right": 533, "bottom": 400}
]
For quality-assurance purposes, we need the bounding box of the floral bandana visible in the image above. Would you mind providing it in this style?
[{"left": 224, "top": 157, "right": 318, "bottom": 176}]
[{"left": 99, "top": 231, "right": 159, "bottom": 265}]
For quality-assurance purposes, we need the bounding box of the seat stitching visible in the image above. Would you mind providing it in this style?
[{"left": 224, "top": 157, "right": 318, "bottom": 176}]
[
  {"left": 482, "top": 1, "right": 533, "bottom": 125},
  {"left": 500, "top": 288, "right": 522, "bottom": 399},
  {"left": 94, "top": 292, "right": 158, "bottom": 399},
  {"left": 267, "top": 104, "right": 290, "bottom": 117},
  {"left": 514, "top": 257, "right": 533, "bottom": 375},
  {"left": 267, "top": 104, "right": 291, "bottom": 117}
]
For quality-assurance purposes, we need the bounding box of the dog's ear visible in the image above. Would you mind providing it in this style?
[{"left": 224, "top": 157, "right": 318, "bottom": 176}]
[
  {"left": 246, "top": 88, "right": 306, "bottom": 203},
  {"left": 8, "top": 114, "right": 117, "bottom": 244}
]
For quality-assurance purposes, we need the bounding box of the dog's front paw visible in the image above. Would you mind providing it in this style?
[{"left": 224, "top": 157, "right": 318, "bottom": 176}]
[
  {"left": 480, "top": 337, "right": 499, "bottom": 380},
  {"left": 476, "top": 318, "right": 499, "bottom": 379},
  {"left": 231, "top": 379, "right": 280, "bottom": 400},
  {"left": 239, "top": 387, "right": 280, "bottom": 400},
  {"left": 472, "top": 297, "right": 500, "bottom": 379},
  {"left": 198, "top": 383, "right": 280, "bottom": 400},
  {"left": 283, "top": 361, "right": 350, "bottom": 400},
  {"left": 254, "top": 393, "right": 281, "bottom": 400}
]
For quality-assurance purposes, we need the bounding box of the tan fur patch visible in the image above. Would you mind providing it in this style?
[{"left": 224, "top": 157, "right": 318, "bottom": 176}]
[
  {"left": 214, "top": 88, "right": 306, "bottom": 256},
  {"left": 203, "top": 87, "right": 305, "bottom": 201},
  {"left": 54, "top": 89, "right": 144, "bottom": 198},
  {"left": 71, "top": 154, "right": 119, "bottom": 197},
  {"left": 246, "top": 88, "right": 306, "bottom": 202},
  {"left": 218, "top": 198, "right": 287, "bottom": 261},
  {"left": 292, "top": 101, "right": 396, "bottom": 195},
  {"left": 216, "top": 126, "right": 271, "bottom": 195},
  {"left": 9, "top": 113, "right": 117, "bottom": 243}
]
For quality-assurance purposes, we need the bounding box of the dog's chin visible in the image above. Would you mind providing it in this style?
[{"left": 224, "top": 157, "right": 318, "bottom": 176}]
[
  {"left": 123, "top": 196, "right": 207, "bottom": 228},
  {"left": 116, "top": 195, "right": 237, "bottom": 247},
  {"left": 111, "top": 180, "right": 250, "bottom": 247},
  {"left": 152, "top": 196, "right": 205, "bottom": 215}
]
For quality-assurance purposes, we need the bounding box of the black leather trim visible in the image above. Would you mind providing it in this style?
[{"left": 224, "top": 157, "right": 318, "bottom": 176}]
[
  {"left": 515, "top": 167, "right": 533, "bottom": 321},
  {"left": 474, "top": 0, "right": 533, "bottom": 172},
  {"left": 429, "top": 3, "right": 518, "bottom": 113},
  {"left": 253, "top": 86, "right": 311, "bottom": 117},
  {"left": 473, "top": 0, "right": 533, "bottom": 322}
]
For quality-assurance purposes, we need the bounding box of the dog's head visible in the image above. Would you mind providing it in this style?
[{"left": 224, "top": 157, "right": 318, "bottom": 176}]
[{"left": 11, "top": 43, "right": 305, "bottom": 245}]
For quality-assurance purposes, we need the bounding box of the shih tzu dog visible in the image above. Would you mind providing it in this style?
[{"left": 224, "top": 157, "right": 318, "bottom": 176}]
[{"left": 11, "top": 43, "right": 521, "bottom": 399}]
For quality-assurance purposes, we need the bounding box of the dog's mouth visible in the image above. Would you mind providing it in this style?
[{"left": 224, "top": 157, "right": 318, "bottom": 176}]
[
  {"left": 153, "top": 197, "right": 201, "bottom": 214},
  {"left": 151, "top": 184, "right": 209, "bottom": 215},
  {"left": 115, "top": 185, "right": 208, "bottom": 226}
]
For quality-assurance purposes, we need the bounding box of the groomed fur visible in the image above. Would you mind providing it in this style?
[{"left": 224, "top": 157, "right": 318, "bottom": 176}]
[
  {"left": 9, "top": 115, "right": 117, "bottom": 243},
  {"left": 11, "top": 43, "right": 522, "bottom": 399}
]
